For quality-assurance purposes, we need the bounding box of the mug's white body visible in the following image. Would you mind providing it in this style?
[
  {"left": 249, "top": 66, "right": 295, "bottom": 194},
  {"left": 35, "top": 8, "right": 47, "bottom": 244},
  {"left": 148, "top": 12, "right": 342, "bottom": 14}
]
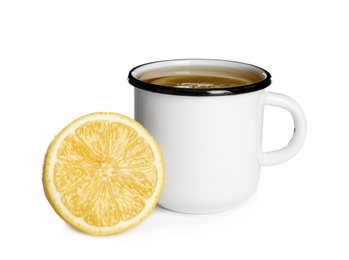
[
  {"left": 130, "top": 59, "right": 306, "bottom": 214},
  {"left": 135, "top": 88, "right": 266, "bottom": 213}
]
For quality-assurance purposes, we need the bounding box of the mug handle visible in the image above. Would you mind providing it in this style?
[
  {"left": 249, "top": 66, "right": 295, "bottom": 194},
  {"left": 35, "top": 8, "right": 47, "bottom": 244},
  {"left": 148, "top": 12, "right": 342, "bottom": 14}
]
[{"left": 260, "top": 92, "right": 307, "bottom": 166}]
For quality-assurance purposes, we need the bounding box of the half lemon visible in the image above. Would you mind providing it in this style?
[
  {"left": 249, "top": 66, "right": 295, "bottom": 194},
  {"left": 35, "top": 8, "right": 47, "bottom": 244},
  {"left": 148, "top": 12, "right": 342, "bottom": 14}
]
[{"left": 42, "top": 112, "right": 165, "bottom": 235}]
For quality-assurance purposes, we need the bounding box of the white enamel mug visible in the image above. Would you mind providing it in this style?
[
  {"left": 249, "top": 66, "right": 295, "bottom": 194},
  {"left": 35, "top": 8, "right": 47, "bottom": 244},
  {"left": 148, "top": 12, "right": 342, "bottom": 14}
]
[{"left": 128, "top": 59, "right": 307, "bottom": 214}]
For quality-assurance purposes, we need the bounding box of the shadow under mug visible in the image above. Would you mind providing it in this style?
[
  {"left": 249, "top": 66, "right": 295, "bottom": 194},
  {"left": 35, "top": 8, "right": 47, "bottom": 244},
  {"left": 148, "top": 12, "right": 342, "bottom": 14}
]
[{"left": 128, "top": 59, "right": 307, "bottom": 214}]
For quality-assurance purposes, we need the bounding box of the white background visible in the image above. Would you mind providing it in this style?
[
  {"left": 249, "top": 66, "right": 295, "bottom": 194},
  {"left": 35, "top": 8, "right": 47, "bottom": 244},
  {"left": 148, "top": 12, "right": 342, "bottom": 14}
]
[{"left": 1, "top": 0, "right": 348, "bottom": 259}]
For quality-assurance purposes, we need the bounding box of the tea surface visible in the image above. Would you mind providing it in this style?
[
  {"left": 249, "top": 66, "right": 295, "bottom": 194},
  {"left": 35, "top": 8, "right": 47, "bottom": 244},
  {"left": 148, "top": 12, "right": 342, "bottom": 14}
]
[{"left": 145, "top": 75, "right": 253, "bottom": 89}]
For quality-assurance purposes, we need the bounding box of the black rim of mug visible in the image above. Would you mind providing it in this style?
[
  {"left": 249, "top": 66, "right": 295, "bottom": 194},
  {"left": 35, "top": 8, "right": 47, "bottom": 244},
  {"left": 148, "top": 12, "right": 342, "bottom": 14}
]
[{"left": 128, "top": 59, "right": 272, "bottom": 96}]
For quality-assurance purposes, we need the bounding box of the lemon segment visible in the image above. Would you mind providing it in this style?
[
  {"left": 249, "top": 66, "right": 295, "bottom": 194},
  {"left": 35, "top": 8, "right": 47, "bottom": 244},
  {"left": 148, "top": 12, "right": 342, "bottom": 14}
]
[{"left": 42, "top": 112, "right": 165, "bottom": 235}]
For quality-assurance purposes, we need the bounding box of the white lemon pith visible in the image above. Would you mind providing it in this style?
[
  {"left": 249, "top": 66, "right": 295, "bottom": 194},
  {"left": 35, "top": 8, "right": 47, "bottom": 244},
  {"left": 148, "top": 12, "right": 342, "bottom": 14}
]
[{"left": 43, "top": 112, "right": 165, "bottom": 235}]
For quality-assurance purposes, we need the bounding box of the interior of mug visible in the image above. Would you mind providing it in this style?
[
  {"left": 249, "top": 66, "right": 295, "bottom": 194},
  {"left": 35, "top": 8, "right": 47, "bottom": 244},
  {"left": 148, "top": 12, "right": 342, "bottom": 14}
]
[{"left": 128, "top": 59, "right": 272, "bottom": 96}]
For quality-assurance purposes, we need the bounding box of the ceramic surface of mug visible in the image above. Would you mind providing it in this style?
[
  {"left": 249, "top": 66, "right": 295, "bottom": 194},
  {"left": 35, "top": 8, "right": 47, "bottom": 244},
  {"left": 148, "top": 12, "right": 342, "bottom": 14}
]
[{"left": 128, "top": 59, "right": 307, "bottom": 214}]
